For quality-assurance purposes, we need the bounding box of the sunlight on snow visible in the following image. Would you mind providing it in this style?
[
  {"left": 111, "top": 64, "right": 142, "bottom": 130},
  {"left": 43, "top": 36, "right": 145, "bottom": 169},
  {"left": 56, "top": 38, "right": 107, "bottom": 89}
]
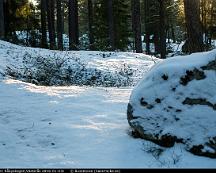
[
  {"left": 4, "top": 79, "right": 87, "bottom": 97},
  {"left": 70, "top": 118, "right": 123, "bottom": 132},
  {"left": 103, "top": 88, "right": 132, "bottom": 103}
]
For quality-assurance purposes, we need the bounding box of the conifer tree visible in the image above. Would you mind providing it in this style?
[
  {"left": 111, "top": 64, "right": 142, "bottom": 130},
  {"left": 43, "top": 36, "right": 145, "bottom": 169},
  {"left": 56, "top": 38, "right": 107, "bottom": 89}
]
[
  {"left": 158, "top": 0, "right": 166, "bottom": 59},
  {"left": 88, "top": 0, "right": 94, "bottom": 50},
  {"left": 40, "top": 0, "right": 47, "bottom": 48},
  {"left": 184, "top": 0, "right": 204, "bottom": 53},
  {"left": 131, "top": 0, "right": 142, "bottom": 53},
  {"left": 107, "top": 0, "right": 115, "bottom": 50},
  {"left": 57, "top": 0, "right": 63, "bottom": 50},
  {"left": 47, "top": 0, "right": 56, "bottom": 49},
  {"left": 0, "top": 0, "right": 5, "bottom": 39},
  {"left": 68, "top": 0, "right": 79, "bottom": 50}
]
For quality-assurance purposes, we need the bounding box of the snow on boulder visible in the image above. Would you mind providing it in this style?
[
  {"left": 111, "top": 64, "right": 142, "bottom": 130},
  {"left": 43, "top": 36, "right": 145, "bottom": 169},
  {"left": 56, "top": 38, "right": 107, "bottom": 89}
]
[{"left": 127, "top": 49, "right": 216, "bottom": 158}]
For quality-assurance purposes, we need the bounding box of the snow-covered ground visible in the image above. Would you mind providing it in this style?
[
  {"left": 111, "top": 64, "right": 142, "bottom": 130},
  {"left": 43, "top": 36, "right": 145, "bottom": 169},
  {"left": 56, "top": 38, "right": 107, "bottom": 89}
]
[
  {"left": 0, "top": 40, "right": 157, "bottom": 87},
  {"left": 0, "top": 41, "right": 216, "bottom": 168}
]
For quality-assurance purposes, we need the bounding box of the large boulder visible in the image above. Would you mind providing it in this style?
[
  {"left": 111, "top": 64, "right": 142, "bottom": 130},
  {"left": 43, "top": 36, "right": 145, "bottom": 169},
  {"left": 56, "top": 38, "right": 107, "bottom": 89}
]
[{"left": 127, "top": 50, "right": 216, "bottom": 158}]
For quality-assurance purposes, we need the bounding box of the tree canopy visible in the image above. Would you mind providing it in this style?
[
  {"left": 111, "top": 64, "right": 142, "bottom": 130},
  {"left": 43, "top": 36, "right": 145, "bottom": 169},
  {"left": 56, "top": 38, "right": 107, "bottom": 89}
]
[{"left": 0, "top": 0, "right": 215, "bottom": 57}]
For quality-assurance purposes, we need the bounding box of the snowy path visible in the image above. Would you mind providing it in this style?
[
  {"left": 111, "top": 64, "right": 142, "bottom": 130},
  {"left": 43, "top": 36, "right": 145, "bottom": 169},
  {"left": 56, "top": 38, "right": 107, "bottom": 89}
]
[
  {"left": 0, "top": 79, "right": 216, "bottom": 168},
  {"left": 0, "top": 79, "right": 147, "bottom": 168}
]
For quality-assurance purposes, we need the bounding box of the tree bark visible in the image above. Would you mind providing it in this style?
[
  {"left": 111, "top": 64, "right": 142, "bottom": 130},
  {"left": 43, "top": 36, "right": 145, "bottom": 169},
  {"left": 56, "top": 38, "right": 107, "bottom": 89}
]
[
  {"left": 145, "top": 33, "right": 150, "bottom": 55},
  {"left": 0, "top": 0, "right": 5, "bottom": 39},
  {"left": 131, "top": 0, "right": 142, "bottom": 53},
  {"left": 201, "top": 0, "right": 207, "bottom": 44},
  {"left": 183, "top": 0, "right": 204, "bottom": 53},
  {"left": 4, "top": 0, "right": 10, "bottom": 39},
  {"left": 158, "top": 0, "right": 166, "bottom": 59},
  {"left": 171, "top": 24, "right": 176, "bottom": 43},
  {"left": 88, "top": 0, "right": 94, "bottom": 50},
  {"left": 154, "top": 32, "right": 160, "bottom": 54},
  {"left": 107, "top": 0, "right": 115, "bottom": 50},
  {"left": 57, "top": 0, "right": 63, "bottom": 50},
  {"left": 47, "top": 0, "right": 56, "bottom": 50},
  {"left": 68, "top": 0, "right": 79, "bottom": 50},
  {"left": 41, "top": 0, "right": 47, "bottom": 48},
  {"left": 144, "top": 0, "right": 150, "bottom": 54},
  {"left": 208, "top": 0, "right": 214, "bottom": 45}
]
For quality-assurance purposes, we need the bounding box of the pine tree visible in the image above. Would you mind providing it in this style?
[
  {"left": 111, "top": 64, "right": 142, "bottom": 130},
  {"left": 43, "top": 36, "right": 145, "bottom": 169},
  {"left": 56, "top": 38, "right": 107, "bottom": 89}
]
[
  {"left": 92, "top": 0, "right": 131, "bottom": 51},
  {"left": 144, "top": 0, "right": 151, "bottom": 54},
  {"left": 113, "top": 0, "right": 131, "bottom": 51},
  {"left": 68, "top": 0, "right": 79, "bottom": 50},
  {"left": 93, "top": 0, "right": 109, "bottom": 50},
  {"left": 165, "top": 0, "right": 178, "bottom": 43},
  {"left": 183, "top": 0, "right": 204, "bottom": 53},
  {"left": 40, "top": 0, "right": 47, "bottom": 48},
  {"left": 47, "top": 0, "right": 56, "bottom": 49},
  {"left": 0, "top": 0, "right": 5, "bottom": 39},
  {"left": 158, "top": 0, "right": 166, "bottom": 59},
  {"left": 208, "top": 0, "right": 216, "bottom": 45},
  {"left": 107, "top": 0, "right": 115, "bottom": 50},
  {"left": 131, "top": 0, "right": 142, "bottom": 53},
  {"left": 88, "top": 0, "right": 94, "bottom": 50},
  {"left": 57, "top": 0, "right": 63, "bottom": 50},
  {"left": 4, "top": 0, "right": 33, "bottom": 41}
]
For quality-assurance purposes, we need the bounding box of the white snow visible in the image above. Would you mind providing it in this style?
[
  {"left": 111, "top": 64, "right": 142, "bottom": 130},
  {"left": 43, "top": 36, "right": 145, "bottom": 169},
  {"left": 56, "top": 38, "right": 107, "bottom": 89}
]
[
  {"left": 0, "top": 41, "right": 216, "bottom": 168},
  {"left": 0, "top": 40, "right": 158, "bottom": 87},
  {"left": 130, "top": 49, "right": 216, "bottom": 148}
]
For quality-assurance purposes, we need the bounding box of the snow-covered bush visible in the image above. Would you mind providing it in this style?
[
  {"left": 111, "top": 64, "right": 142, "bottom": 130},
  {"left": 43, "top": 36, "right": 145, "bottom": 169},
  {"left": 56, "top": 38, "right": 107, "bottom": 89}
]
[{"left": 6, "top": 52, "right": 134, "bottom": 87}]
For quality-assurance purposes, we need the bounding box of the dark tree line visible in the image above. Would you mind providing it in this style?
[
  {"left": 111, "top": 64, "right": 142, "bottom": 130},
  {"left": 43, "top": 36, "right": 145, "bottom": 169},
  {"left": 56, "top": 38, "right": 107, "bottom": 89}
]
[
  {"left": 0, "top": 0, "right": 39, "bottom": 45},
  {"left": 0, "top": 0, "right": 215, "bottom": 57}
]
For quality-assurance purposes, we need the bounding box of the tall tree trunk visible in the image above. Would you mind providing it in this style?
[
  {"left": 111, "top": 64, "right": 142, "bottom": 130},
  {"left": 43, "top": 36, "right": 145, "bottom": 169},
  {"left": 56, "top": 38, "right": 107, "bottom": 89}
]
[
  {"left": 41, "top": 0, "right": 47, "bottom": 48},
  {"left": 62, "top": 4, "right": 64, "bottom": 36},
  {"left": 0, "top": 0, "right": 4, "bottom": 39},
  {"left": 4, "top": 0, "right": 11, "bottom": 40},
  {"left": 0, "top": 0, "right": 5, "bottom": 39},
  {"left": 57, "top": 0, "right": 63, "bottom": 50},
  {"left": 158, "top": 0, "right": 166, "bottom": 59},
  {"left": 145, "top": 33, "right": 150, "bottom": 54},
  {"left": 183, "top": 0, "right": 203, "bottom": 53},
  {"left": 88, "top": 0, "right": 94, "bottom": 50},
  {"left": 209, "top": 0, "right": 214, "bottom": 45},
  {"left": 26, "top": 13, "right": 30, "bottom": 46},
  {"left": 144, "top": 0, "right": 150, "bottom": 54},
  {"left": 171, "top": 24, "right": 176, "bottom": 43},
  {"left": 47, "top": 0, "right": 56, "bottom": 50},
  {"left": 201, "top": 0, "right": 207, "bottom": 44},
  {"left": 68, "top": 0, "right": 79, "bottom": 50},
  {"left": 154, "top": 32, "right": 160, "bottom": 54},
  {"left": 131, "top": 0, "right": 142, "bottom": 53},
  {"left": 107, "top": 0, "right": 115, "bottom": 50}
]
